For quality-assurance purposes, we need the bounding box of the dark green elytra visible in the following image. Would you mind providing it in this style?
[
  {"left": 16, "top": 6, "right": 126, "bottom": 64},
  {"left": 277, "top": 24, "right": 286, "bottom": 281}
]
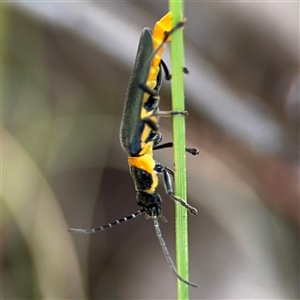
[{"left": 120, "top": 28, "right": 154, "bottom": 155}]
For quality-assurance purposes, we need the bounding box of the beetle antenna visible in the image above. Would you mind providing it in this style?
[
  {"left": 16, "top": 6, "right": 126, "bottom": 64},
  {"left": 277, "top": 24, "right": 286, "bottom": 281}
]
[
  {"left": 69, "top": 209, "right": 145, "bottom": 234},
  {"left": 152, "top": 212, "right": 198, "bottom": 288}
]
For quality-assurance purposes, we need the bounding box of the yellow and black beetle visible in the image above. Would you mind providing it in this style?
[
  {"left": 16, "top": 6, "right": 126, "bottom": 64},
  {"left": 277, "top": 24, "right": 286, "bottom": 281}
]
[{"left": 70, "top": 12, "right": 198, "bottom": 288}]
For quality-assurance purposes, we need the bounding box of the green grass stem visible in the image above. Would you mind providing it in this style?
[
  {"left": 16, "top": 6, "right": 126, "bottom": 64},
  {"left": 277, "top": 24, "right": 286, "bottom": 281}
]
[{"left": 169, "top": 1, "right": 190, "bottom": 299}]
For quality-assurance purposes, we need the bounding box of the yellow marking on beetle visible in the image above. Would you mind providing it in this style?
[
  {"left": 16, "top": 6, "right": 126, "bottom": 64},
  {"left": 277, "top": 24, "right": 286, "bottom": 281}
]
[{"left": 146, "top": 12, "right": 173, "bottom": 94}]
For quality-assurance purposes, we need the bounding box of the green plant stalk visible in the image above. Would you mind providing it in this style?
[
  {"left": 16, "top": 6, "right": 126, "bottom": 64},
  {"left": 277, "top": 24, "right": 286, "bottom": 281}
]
[{"left": 169, "top": 1, "right": 190, "bottom": 299}]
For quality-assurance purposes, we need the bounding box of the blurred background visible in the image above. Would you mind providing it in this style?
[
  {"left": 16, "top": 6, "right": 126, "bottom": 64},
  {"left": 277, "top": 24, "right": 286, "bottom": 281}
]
[{"left": 2, "top": 1, "right": 299, "bottom": 299}]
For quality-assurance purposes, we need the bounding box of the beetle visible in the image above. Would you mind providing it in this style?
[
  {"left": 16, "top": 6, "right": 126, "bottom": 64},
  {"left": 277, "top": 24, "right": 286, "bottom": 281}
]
[{"left": 70, "top": 12, "right": 198, "bottom": 288}]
